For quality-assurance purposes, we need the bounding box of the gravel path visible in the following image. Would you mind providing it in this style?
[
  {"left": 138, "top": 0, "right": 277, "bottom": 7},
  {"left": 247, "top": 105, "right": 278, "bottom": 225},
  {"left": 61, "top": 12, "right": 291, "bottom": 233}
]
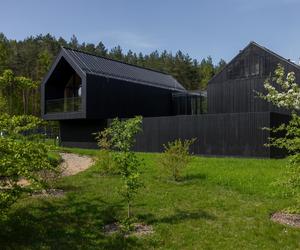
[{"left": 59, "top": 152, "right": 95, "bottom": 176}]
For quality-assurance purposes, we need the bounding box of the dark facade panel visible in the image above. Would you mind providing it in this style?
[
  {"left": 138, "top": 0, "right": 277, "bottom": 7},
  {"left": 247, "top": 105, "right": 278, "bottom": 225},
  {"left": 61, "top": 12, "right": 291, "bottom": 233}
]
[
  {"left": 207, "top": 77, "right": 290, "bottom": 114},
  {"left": 86, "top": 74, "right": 179, "bottom": 119},
  {"left": 59, "top": 119, "right": 107, "bottom": 144},
  {"left": 134, "top": 113, "right": 273, "bottom": 157}
]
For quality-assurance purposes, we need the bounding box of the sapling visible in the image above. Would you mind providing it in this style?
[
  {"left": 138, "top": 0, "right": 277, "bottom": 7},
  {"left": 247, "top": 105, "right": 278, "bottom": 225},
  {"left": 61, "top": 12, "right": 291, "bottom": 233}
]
[{"left": 96, "top": 116, "right": 144, "bottom": 222}]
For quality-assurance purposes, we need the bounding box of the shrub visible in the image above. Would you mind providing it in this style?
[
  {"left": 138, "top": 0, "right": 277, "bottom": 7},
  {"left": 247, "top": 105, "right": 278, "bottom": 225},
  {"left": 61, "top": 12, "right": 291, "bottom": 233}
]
[
  {"left": 96, "top": 149, "right": 118, "bottom": 175},
  {"left": 95, "top": 124, "right": 117, "bottom": 175},
  {"left": 0, "top": 137, "right": 54, "bottom": 214},
  {"left": 0, "top": 114, "right": 57, "bottom": 216},
  {"left": 259, "top": 64, "right": 300, "bottom": 206},
  {"left": 158, "top": 138, "right": 196, "bottom": 181}
]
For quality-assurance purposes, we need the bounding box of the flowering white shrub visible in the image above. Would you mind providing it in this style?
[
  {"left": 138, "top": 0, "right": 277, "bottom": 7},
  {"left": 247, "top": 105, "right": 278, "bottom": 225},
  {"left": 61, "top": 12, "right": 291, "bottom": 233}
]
[
  {"left": 259, "top": 64, "right": 300, "bottom": 111},
  {"left": 260, "top": 64, "right": 300, "bottom": 204}
]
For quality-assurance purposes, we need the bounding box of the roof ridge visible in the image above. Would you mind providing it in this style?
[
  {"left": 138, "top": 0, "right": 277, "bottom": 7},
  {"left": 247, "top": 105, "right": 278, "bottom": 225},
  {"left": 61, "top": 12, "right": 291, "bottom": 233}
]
[
  {"left": 61, "top": 46, "right": 171, "bottom": 76},
  {"left": 249, "top": 41, "right": 300, "bottom": 70},
  {"left": 208, "top": 41, "right": 300, "bottom": 85}
]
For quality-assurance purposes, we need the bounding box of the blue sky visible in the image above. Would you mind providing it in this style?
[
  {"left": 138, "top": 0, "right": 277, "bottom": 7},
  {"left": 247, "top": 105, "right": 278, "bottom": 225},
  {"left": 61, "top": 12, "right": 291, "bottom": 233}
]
[{"left": 1, "top": 0, "right": 300, "bottom": 64}]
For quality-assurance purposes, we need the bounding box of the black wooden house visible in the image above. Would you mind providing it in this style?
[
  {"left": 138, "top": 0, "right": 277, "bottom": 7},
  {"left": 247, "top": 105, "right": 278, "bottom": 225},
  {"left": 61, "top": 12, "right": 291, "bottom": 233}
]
[
  {"left": 41, "top": 42, "right": 299, "bottom": 157},
  {"left": 41, "top": 47, "right": 202, "bottom": 148}
]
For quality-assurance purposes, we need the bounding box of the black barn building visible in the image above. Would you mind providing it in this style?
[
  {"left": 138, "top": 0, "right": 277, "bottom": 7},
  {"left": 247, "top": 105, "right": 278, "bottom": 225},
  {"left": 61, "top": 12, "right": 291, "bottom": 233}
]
[
  {"left": 41, "top": 47, "right": 202, "bottom": 148},
  {"left": 41, "top": 42, "right": 299, "bottom": 158}
]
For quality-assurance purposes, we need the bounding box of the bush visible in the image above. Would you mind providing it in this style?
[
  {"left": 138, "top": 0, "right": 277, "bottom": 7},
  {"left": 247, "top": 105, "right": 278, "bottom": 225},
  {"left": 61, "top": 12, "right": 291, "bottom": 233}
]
[
  {"left": 259, "top": 65, "right": 300, "bottom": 209},
  {"left": 158, "top": 138, "right": 196, "bottom": 181},
  {"left": 0, "top": 114, "right": 57, "bottom": 216},
  {"left": 96, "top": 149, "right": 119, "bottom": 175},
  {"left": 95, "top": 124, "right": 118, "bottom": 175},
  {"left": 0, "top": 138, "right": 54, "bottom": 215}
]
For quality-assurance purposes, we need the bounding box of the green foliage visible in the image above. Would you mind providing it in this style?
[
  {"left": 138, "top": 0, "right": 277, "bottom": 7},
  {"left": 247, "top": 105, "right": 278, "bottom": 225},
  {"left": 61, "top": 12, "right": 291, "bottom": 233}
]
[
  {"left": 199, "top": 56, "right": 215, "bottom": 90},
  {"left": 94, "top": 128, "right": 117, "bottom": 175},
  {"left": 0, "top": 69, "right": 38, "bottom": 115},
  {"left": 0, "top": 32, "right": 225, "bottom": 108},
  {"left": 259, "top": 64, "right": 300, "bottom": 111},
  {"left": 0, "top": 113, "right": 45, "bottom": 138},
  {"left": 106, "top": 117, "right": 142, "bottom": 152},
  {"left": 0, "top": 137, "right": 54, "bottom": 216},
  {"left": 0, "top": 96, "right": 7, "bottom": 113},
  {"left": 0, "top": 114, "right": 56, "bottom": 216},
  {"left": 260, "top": 65, "right": 300, "bottom": 207},
  {"left": 96, "top": 150, "right": 118, "bottom": 175},
  {"left": 96, "top": 116, "right": 143, "bottom": 221},
  {"left": 158, "top": 138, "right": 196, "bottom": 181}
]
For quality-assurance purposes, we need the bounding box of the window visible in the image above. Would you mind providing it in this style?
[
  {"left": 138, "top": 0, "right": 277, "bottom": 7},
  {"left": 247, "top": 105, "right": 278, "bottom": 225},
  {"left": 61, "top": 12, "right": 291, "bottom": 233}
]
[
  {"left": 64, "top": 73, "right": 82, "bottom": 98},
  {"left": 227, "top": 54, "right": 261, "bottom": 79}
]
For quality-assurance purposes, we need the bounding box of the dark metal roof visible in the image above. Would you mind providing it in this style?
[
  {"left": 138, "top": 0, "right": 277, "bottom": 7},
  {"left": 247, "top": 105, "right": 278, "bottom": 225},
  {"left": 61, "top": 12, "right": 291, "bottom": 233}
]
[
  {"left": 61, "top": 47, "right": 186, "bottom": 91},
  {"left": 250, "top": 41, "right": 300, "bottom": 71}
]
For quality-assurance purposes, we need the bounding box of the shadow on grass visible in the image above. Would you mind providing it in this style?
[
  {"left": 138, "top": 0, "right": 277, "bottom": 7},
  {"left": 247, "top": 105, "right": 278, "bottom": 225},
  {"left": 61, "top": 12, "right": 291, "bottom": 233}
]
[
  {"left": 0, "top": 196, "right": 143, "bottom": 250},
  {"left": 138, "top": 209, "right": 215, "bottom": 225},
  {"left": 161, "top": 173, "right": 207, "bottom": 186},
  {"left": 184, "top": 173, "right": 207, "bottom": 181}
]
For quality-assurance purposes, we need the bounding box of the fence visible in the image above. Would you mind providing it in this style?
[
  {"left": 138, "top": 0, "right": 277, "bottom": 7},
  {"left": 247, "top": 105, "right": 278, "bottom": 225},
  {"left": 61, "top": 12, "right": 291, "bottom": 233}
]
[{"left": 133, "top": 112, "right": 289, "bottom": 158}]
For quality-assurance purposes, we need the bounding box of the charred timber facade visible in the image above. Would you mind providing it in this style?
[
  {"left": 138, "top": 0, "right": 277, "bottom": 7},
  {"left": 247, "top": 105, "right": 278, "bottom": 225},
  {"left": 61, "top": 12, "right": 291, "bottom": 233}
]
[
  {"left": 133, "top": 112, "right": 289, "bottom": 158},
  {"left": 208, "top": 42, "right": 300, "bottom": 114},
  {"left": 42, "top": 42, "right": 300, "bottom": 158}
]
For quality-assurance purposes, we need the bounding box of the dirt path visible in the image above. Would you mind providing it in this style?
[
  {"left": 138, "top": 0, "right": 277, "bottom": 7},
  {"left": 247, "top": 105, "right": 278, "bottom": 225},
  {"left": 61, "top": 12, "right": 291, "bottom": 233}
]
[
  {"left": 59, "top": 152, "right": 95, "bottom": 176},
  {"left": 18, "top": 153, "right": 94, "bottom": 187}
]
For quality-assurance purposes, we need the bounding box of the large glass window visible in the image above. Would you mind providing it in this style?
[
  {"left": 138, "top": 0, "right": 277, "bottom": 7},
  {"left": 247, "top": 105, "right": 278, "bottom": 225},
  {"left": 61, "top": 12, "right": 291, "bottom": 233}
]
[
  {"left": 64, "top": 73, "right": 82, "bottom": 98},
  {"left": 172, "top": 92, "right": 207, "bottom": 115}
]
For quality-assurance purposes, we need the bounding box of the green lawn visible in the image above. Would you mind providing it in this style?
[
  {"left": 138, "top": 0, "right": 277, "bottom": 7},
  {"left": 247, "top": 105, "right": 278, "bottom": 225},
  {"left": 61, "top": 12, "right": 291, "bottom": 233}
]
[{"left": 1, "top": 148, "right": 300, "bottom": 249}]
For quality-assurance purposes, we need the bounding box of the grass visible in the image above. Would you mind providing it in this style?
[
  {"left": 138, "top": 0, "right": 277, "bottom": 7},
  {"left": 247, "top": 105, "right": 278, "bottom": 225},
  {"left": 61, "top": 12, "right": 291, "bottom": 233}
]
[{"left": 1, "top": 148, "right": 300, "bottom": 249}]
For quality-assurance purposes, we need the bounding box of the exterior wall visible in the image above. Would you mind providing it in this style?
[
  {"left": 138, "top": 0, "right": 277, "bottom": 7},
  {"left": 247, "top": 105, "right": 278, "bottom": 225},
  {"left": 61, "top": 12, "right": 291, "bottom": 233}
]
[
  {"left": 59, "top": 119, "right": 107, "bottom": 148},
  {"left": 58, "top": 113, "right": 289, "bottom": 158},
  {"left": 134, "top": 113, "right": 272, "bottom": 158},
  {"left": 86, "top": 74, "right": 180, "bottom": 119},
  {"left": 208, "top": 43, "right": 300, "bottom": 114}
]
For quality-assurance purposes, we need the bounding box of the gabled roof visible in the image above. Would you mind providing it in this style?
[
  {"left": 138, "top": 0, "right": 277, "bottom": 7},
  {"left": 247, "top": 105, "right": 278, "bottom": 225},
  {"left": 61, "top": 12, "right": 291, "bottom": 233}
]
[
  {"left": 251, "top": 41, "right": 300, "bottom": 70},
  {"left": 208, "top": 41, "right": 300, "bottom": 84},
  {"left": 61, "top": 47, "right": 186, "bottom": 91}
]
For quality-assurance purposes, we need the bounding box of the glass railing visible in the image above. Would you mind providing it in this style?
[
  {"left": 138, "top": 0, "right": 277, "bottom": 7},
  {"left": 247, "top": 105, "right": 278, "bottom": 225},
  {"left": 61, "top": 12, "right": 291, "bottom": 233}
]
[{"left": 46, "top": 97, "right": 82, "bottom": 113}]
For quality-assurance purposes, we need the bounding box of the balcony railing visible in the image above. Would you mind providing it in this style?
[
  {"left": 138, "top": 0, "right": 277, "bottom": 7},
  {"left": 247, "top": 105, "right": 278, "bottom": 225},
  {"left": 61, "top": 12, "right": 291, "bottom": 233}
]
[{"left": 46, "top": 97, "right": 82, "bottom": 113}]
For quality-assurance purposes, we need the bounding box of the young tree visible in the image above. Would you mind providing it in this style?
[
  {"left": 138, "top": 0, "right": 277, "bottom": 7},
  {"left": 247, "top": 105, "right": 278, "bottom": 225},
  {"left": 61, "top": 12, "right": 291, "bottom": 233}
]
[{"left": 96, "top": 116, "right": 143, "bottom": 220}]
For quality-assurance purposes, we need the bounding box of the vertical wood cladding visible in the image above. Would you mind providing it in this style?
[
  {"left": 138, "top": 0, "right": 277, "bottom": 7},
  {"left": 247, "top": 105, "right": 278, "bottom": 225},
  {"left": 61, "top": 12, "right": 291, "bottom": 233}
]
[
  {"left": 59, "top": 112, "right": 288, "bottom": 158},
  {"left": 208, "top": 43, "right": 300, "bottom": 114},
  {"left": 133, "top": 113, "right": 277, "bottom": 157}
]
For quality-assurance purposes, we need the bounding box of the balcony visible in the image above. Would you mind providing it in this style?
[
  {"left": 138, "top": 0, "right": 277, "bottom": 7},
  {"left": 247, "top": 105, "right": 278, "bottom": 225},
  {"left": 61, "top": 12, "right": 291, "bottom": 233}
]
[{"left": 46, "top": 97, "right": 82, "bottom": 113}]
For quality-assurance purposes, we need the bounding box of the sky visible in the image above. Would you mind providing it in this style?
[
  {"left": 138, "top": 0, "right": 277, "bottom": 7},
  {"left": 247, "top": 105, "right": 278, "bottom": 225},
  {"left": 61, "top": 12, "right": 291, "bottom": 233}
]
[{"left": 1, "top": 0, "right": 300, "bottom": 64}]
